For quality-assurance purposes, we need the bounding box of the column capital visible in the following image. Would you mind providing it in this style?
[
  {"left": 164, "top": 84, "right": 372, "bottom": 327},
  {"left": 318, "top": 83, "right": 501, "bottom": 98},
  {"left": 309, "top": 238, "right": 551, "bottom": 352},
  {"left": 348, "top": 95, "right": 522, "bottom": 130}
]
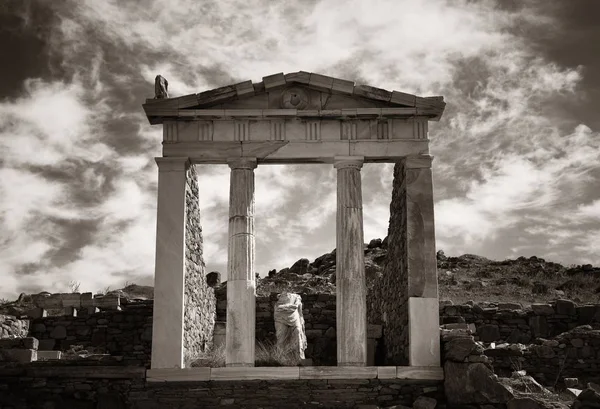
[
  {"left": 155, "top": 157, "right": 190, "bottom": 172},
  {"left": 333, "top": 156, "right": 364, "bottom": 170},
  {"left": 405, "top": 155, "right": 434, "bottom": 169},
  {"left": 227, "top": 157, "right": 257, "bottom": 170}
]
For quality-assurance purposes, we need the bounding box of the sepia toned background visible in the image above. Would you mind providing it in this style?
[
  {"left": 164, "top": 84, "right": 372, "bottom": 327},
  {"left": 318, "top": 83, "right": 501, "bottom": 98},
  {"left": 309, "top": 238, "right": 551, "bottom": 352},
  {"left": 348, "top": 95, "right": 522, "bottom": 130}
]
[{"left": 0, "top": 0, "right": 599, "bottom": 299}]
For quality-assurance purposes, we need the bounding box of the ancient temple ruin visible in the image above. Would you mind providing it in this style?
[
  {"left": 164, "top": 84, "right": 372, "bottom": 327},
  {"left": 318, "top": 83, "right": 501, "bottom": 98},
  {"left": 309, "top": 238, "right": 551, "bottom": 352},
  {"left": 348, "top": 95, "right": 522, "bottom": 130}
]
[{"left": 142, "top": 71, "right": 446, "bottom": 372}]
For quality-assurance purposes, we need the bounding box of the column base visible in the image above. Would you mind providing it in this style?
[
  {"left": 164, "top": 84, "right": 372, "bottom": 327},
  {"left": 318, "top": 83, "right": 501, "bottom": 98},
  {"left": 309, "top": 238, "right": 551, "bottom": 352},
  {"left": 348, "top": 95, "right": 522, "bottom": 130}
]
[
  {"left": 337, "top": 362, "right": 367, "bottom": 367},
  {"left": 408, "top": 297, "right": 440, "bottom": 367},
  {"left": 226, "top": 363, "right": 254, "bottom": 368}
]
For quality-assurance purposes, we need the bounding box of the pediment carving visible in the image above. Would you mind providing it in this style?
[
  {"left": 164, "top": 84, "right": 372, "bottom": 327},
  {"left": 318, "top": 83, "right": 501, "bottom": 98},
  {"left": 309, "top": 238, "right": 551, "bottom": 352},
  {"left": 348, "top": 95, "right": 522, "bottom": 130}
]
[{"left": 142, "top": 71, "right": 446, "bottom": 124}]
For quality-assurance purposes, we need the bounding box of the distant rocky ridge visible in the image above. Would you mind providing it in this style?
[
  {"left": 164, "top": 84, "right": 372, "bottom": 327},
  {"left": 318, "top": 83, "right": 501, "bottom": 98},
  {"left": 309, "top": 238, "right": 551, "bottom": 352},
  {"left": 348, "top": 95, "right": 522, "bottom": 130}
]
[
  {"left": 1, "top": 238, "right": 599, "bottom": 314},
  {"left": 256, "top": 238, "right": 600, "bottom": 304}
]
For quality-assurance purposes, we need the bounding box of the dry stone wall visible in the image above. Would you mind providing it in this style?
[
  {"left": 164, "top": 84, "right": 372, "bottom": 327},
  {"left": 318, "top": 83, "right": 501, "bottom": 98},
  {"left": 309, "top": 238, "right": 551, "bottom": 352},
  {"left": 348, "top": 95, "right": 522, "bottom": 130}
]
[
  {"left": 183, "top": 164, "right": 216, "bottom": 363},
  {"left": 440, "top": 299, "right": 600, "bottom": 344},
  {"left": 28, "top": 302, "right": 154, "bottom": 367},
  {"left": 368, "top": 160, "right": 409, "bottom": 365},
  {"left": 485, "top": 325, "right": 600, "bottom": 387},
  {"left": 0, "top": 363, "right": 443, "bottom": 409}
]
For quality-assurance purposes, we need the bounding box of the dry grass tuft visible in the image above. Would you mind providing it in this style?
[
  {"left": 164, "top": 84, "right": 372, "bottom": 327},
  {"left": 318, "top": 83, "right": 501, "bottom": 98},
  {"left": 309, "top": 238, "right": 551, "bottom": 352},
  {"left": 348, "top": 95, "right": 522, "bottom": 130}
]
[
  {"left": 189, "top": 341, "right": 302, "bottom": 368},
  {"left": 190, "top": 344, "right": 226, "bottom": 368}
]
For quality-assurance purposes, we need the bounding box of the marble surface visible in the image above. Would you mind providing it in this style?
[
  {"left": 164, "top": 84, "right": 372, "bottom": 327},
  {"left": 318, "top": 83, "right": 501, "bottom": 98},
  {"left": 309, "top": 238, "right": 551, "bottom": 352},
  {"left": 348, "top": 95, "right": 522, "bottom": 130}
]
[
  {"left": 226, "top": 158, "right": 257, "bottom": 367},
  {"left": 145, "top": 366, "right": 444, "bottom": 382},
  {"left": 151, "top": 157, "right": 189, "bottom": 369},
  {"left": 406, "top": 161, "right": 438, "bottom": 299},
  {"left": 335, "top": 157, "right": 367, "bottom": 366},
  {"left": 408, "top": 297, "right": 440, "bottom": 367}
]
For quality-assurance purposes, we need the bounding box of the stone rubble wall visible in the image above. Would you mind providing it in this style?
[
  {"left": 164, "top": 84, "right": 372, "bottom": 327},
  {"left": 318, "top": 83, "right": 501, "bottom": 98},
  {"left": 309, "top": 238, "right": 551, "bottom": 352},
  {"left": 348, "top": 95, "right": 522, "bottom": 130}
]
[
  {"left": 183, "top": 165, "right": 216, "bottom": 363},
  {"left": 30, "top": 292, "right": 120, "bottom": 311},
  {"left": 440, "top": 299, "right": 600, "bottom": 343},
  {"left": 0, "top": 315, "right": 29, "bottom": 339},
  {"left": 27, "top": 302, "right": 154, "bottom": 367},
  {"left": 484, "top": 325, "right": 600, "bottom": 387},
  {"left": 368, "top": 160, "right": 409, "bottom": 365},
  {"left": 440, "top": 299, "right": 600, "bottom": 387}
]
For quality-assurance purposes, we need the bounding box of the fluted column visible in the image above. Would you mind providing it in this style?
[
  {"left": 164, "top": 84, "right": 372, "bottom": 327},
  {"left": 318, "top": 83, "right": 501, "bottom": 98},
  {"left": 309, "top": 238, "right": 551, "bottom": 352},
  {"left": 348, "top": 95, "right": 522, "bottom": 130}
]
[
  {"left": 334, "top": 156, "right": 367, "bottom": 366},
  {"left": 226, "top": 157, "right": 257, "bottom": 367},
  {"left": 151, "top": 157, "right": 189, "bottom": 369}
]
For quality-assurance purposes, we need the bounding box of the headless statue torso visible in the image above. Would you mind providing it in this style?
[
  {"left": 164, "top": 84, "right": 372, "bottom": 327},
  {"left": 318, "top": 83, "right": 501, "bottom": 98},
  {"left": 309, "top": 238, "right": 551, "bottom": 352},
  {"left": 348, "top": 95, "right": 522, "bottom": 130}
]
[{"left": 274, "top": 292, "right": 307, "bottom": 361}]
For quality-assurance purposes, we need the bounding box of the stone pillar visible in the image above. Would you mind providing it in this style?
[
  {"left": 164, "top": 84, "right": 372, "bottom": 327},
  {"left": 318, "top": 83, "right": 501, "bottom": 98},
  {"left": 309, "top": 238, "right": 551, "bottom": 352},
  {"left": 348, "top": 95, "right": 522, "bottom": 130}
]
[
  {"left": 334, "top": 156, "right": 367, "bottom": 366},
  {"left": 226, "top": 158, "right": 257, "bottom": 367},
  {"left": 151, "top": 157, "right": 189, "bottom": 369},
  {"left": 406, "top": 155, "right": 440, "bottom": 367}
]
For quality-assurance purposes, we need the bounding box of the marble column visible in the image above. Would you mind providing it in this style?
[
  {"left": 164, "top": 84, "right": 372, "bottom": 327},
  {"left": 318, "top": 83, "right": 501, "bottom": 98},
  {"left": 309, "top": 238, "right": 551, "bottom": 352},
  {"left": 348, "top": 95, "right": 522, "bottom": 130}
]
[
  {"left": 334, "top": 156, "right": 367, "bottom": 366},
  {"left": 406, "top": 156, "right": 440, "bottom": 367},
  {"left": 151, "top": 157, "right": 189, "bottom": 369},
  {"left": 226, "top": 158, "right": 257, "bottom": 367}
]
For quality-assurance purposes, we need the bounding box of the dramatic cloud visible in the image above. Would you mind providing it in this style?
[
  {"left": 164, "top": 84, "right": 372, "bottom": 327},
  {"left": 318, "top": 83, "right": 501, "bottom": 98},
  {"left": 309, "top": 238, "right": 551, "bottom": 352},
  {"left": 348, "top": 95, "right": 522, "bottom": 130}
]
[{"left": 0, "top": 0, "right": 598, "bottom": 299}]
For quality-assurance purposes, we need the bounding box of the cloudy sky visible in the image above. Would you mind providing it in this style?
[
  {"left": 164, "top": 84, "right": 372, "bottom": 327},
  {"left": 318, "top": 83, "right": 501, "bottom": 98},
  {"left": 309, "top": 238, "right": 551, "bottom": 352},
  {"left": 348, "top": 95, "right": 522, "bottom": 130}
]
[{"left": 0, "top": 0, "right": 599, "bottom": 300}]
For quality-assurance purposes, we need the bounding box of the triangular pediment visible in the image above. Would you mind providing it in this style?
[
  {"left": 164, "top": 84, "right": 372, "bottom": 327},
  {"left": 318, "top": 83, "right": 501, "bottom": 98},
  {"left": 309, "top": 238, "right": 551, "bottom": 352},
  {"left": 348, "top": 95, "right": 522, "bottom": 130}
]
[{"left": 143, "top": 71, "right": 445, "bottom": 123}]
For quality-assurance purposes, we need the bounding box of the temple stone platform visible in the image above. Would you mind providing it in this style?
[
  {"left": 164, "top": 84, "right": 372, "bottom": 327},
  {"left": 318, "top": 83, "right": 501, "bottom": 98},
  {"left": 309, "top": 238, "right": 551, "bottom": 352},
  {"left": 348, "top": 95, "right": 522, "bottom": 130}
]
[{"left": 146, "top": 366, "right": 443, "bottom": 382}]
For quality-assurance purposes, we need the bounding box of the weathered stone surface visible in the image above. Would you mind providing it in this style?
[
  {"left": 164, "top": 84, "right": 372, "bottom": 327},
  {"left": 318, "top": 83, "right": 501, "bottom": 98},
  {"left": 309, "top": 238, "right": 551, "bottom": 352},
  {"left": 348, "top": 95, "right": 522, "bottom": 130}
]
[
  {"left": 529, "top": 316, "right": 548, "bottom": 338},
  {"left": 413, "top": 396, "right": 437, "bottom": 409},
  {"left": 444, "top": 361, "right": 514, "bottom": 404},
  {"left": 555, "top": 299, "right": 576, "bottom": 316},
  {"left": 0, "top": 337, "right": 38, "bottom": 350},
  {"left": 0, "top": 348, "right": 37, "bottom": 362},
  {"left": 479, "top": 324, "right": 501, "bottom": 342},
  {"left": 274, "top": 292, "right": 307, "bottom": 361},
  {"left": 530, "top": 304, "right": 555, "bottom": 316},
  {"left": 572, "top": 383, "right": 600, "bottom": 409},
  {"left": 508, "top": 397, "right": 568, "bottom": 409},
  {"left": 183, "top": 164, "right": 216, "bottom": 365},
  {"left": 50, "top": 325, "right": 67, "bottom": 339},
  {"left": 151, "top": 157, "right": 189, "bottom": 369},
  {"left": 565, "top": 377, "right": 579, "bottom": 388},
  {"left": 335, "top": 157, "right": 367, "bottom": 366},
  {"left": 444, "top": 336, "right": 482, "bottom": 362},
  {"left": 226, "top": 158, "right": 257, "bottom": 367}
]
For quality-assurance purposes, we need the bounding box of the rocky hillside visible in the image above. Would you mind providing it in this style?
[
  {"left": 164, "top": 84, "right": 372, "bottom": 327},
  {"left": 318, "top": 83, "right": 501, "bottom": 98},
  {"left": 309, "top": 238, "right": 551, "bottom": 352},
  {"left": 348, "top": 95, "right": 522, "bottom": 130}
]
[
  {"left": 257, "top": 237, "right": 600, "bottom": 305},
  {"left": 1, "top": 238, "right": 599, "bottom": 313}
]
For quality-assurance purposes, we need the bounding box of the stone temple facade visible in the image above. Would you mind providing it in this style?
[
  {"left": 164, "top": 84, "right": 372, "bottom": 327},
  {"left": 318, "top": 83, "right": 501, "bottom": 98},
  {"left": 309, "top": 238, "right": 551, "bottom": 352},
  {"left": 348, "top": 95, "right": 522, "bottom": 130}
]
[{"left": 142, "top": 71, "right": 446, "bottom": 371}]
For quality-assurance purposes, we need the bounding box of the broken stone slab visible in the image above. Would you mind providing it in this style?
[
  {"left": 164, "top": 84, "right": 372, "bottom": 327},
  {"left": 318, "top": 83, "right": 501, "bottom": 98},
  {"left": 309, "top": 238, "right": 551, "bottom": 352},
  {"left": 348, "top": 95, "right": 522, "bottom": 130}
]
[
  {"left": 37, "top": 350, "right": 62, "bottom": 360},
  {"left": 498, "top": 302, "right": 523, "bottom": 311},
  {"left": 571, "top": 384, "right": 600, "bottom": 409},
  {"left": 444, "top": 361, "right": 514, "bottom": 404},
  {"left": 0, "top": 349, "right": 37, "bottom": 363},
  {"left": 555, "top": 299, "right": 576, "bottom": 315},
  {"left": 440, "top": 329, "right": 472, "bottom": 342},
  {"left": 530, "top": 303, "right": 554, "bottom": 315},
  {"left": 92, "top": 295, "right": 121, "bottom": 310},
  {"left": 444, "top": 336, "right": 483, "bottom": 362},
  {"left": 565, "top": 378, "right": 579, "bottom": 388},
  {"left": 0, "top": 337, "right": 38, "bottom": 350},
  {"left": 25, "top": 308, "right": 47, "bottom": 319}
]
